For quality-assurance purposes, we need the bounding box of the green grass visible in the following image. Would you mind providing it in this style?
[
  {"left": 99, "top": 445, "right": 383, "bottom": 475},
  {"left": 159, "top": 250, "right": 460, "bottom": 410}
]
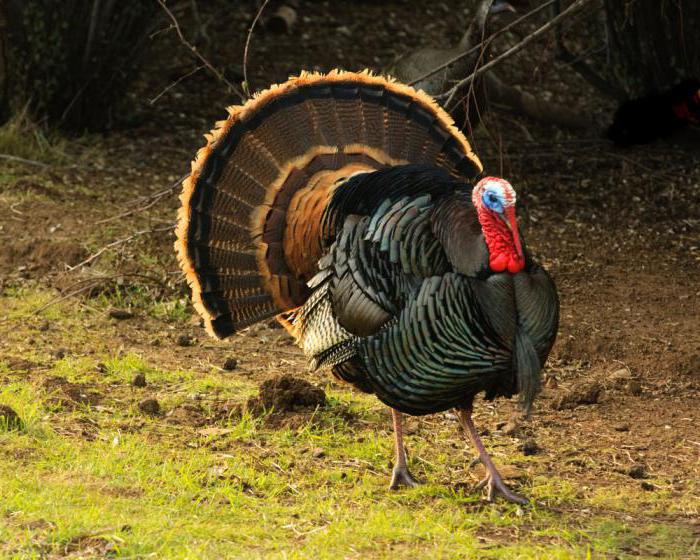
[
  {"left": 0, "top": 287, "right": 697, "bottom": 559},
  {"left": 0, "top": 108, "right": 68, "bottom": 165}
]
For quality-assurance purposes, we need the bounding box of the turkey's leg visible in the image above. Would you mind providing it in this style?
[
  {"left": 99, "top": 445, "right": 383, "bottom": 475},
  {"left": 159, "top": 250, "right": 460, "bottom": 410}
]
[
  {"left": 455, "top": 407, "right": 528, "bottom": 505},
  {"left": 389, "top": 408, "right": 420, "bottom": 490}
]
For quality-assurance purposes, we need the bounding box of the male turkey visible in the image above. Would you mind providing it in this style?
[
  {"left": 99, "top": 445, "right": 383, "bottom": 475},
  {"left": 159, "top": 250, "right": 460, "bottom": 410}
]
[
  {"left": 388, "top": 0, "right": 516, "bottom": 131},
  {"left": 607, "top": 79, "right": 700, "bottom": 146},
  {"left": 176, "top": 70, "right": 559, "bottom": 504}
]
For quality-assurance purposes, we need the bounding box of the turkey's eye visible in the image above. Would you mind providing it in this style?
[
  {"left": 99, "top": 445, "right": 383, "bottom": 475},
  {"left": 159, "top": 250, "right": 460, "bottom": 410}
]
[{"left": 483, "top": 192, "right": 504, "bottom": 213}]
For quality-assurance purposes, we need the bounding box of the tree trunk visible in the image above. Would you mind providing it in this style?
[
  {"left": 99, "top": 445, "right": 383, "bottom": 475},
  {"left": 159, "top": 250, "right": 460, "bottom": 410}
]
[{"left": 605, "top": 0, "right": 700, "bottom": 98}]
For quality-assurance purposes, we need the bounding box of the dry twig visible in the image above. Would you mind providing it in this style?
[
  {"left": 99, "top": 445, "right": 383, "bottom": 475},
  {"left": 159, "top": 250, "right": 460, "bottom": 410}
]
[
  {"left": 0, "top": 154, "right": 51, "bottom": 168},
  {"left": 438, "top": 0, "right": 596, "bottom": 110},
  {"left": 96, "top": 173, "right": 187, "bottom": 225},
  {"left": 242, "top": 0, "right": 272, "bottom": 97},
  {"left": 407, "top": 0, "right": 558, "bottom": 88},
  {"left": 68, "top": 226, "right": 174, "bottom": 271},
  {"left": 149, "top": 64, "right": 206, "bottom": 105},
  {"left": 155, "top": 0, "right": 246, "bottom": 102}
]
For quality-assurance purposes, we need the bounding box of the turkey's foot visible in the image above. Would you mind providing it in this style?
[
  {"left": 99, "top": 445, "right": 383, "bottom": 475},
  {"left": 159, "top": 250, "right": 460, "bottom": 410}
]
[
  {"left": 456, "top": 407, "right": 529, "bottom": 505},
  {"left": 389, "top": 465, "right": 421, "bottom": 490},
  {"left": 389, "top": 408, "right": 420, "bottom": 490},
  {"left": 474, "top": 470, "right": 527, "bottom": 504}
]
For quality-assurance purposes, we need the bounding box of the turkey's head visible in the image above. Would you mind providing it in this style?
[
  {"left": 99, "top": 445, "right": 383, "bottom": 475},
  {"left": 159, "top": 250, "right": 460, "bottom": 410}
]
[{"left": 472, "top": 177, "right": 524, "bottom": 273}]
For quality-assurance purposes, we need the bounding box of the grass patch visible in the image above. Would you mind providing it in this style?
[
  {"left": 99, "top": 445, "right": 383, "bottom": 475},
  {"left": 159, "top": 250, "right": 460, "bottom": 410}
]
[
  {"left": 0, "top": 107, "right": 68, "bottom": 165},
  {"left": 0, "top": 286, "right": 697, "bottom": 559}
]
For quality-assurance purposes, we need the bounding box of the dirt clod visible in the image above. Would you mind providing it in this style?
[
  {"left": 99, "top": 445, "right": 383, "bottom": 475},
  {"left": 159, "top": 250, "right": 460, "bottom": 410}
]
[
  {"left": 132, "top": 373, "right": 147, "bottom": 388},
  {"left": 176, "top": 334, "right": 195, "bottom": 347},
  {"left": 613, "top": 423, "right": 630, "bottom": 432},
  {"left": 222, "top": 357, "right": 238, "bottom": 371},
  {"left": 628, "top": 464, "right": 647, "bottom": 479},
  {"left": 248, "top": 374, "right": 326, "bottom": 414},
  {"left": 552, "top": 380, "right": 602, "bottom": 410},
  {"left": 109, "top": 309, "right": 134, "bottom": 320},
  {"left": 41, "top": 376, "right": 102, "bottom": 408},
  {"left": 5, "top": 357, "right": 37, "bottom": 372},
  {"left": 138, "top": 398, "right": 160, "bottom": 416},
  {"left": 521, "top": 439, "right": 539, "bottom": 456},
  {"left": 641, "top": 481, "right": 656, "bottom": 491},
  {"left": 0, "top": 405, "right": 22, "bottom": 430}
]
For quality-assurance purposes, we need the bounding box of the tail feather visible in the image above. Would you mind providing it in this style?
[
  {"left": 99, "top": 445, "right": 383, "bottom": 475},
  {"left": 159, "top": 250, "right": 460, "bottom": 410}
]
[{"left": 176, "top": 69, "right": 483, "bottom": 338}]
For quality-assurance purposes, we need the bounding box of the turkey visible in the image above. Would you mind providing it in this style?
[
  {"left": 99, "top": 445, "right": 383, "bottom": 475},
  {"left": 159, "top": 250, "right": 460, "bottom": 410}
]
[
  {"left": 387, "top": 0, "right": 516, "bottom": 131},
  {"left": 175, "top": 70, "right": 559, "bottom": 504},
  {"left": 607, "top": 79, "right": 700, "bottom": 146}
]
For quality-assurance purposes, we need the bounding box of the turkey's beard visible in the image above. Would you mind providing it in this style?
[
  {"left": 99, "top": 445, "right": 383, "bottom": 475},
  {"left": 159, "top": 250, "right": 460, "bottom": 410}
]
[{"left": 477, "top": 206, "right": 524, "bottom": 273}]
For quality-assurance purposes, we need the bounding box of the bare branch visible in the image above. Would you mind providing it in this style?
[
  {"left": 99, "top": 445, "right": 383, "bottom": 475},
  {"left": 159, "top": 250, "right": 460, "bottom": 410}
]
[
  {"left": 32, "top": 273, "right": 170, "bottom": 315},
  {"left": 407, "top": 0, "right": 558, "bottom": 88},
  {"left": 68, "top": 226, "right": 174, "bottom": 271},
  {"left": 242, "top": 0, "right": 272, "bottom": 97},
  {"left": 553, "top": 0, "right": 625, "bottom": 100},
  {"left": 96, "top": 173, "right": 187, "bottom": 225},
  {"left": 437, "top": 0, "right": 597, "bottom": 110},
  {"left": 0, "top": 154, "right": 51, "bottom": 168},
  {"left": 149, "top": 64, "right": 205, "bottom": 105},
  {"left": 155, "top": 0, "right": 246, "bottom": 102}
]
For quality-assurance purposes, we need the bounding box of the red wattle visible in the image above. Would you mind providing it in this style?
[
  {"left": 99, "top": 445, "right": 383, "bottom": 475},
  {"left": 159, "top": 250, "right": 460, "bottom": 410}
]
[
  {"left": 477, "top": 204, "right": 525, "bottom": 274},
  {"left": 490, "top": 254, "right": 508, "bottom": 272},
  {"left": 507, "top": 256, "right": 525, "bottom": 273}
]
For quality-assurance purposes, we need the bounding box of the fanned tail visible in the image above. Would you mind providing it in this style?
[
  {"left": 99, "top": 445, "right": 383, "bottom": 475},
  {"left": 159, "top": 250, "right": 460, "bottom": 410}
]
[{"left": 175, "top": 69, "right": 483, "bottom": 338}]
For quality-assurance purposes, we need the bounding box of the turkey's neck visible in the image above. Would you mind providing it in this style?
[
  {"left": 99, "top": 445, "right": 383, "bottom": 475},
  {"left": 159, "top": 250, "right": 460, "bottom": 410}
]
[{"left": 477, "top": 206, "right": 524, "bottom": 274}]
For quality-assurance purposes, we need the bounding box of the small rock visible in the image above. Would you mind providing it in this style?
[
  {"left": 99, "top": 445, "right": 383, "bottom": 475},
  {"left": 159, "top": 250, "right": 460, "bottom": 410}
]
[
  {"left": 613, "top": 423, "right": 630, "bottom": 432},
  {"left": 132, "top": 373, "right": 147, "bottom": 388},
  {"left": 552, "top": 380, "right": 601, "bottom": 410},
  {"left": 608, "top": 368, "right": 632, "bottom": 386},
  {"left": 222, "top": 357, "right": 238, "bottom": 371},
  {"left": 628, "top": 464, "right": 647, "bottom": 479},
  {"left": 311, "top": 447, "right": 325, "bottom": 458},
  {"left": 521, "top": 439, "right": 539, "bottom": 456},
  {"left": 502, "top": 419, "right": 520, "bottom": 436},
  {"left": 109, "top": 309, "right": 134, "bottom": 320},
  {"left": 640, "top": 481, "right": 656, "bottom": 491},
  {"left": 138, "top": 398, "right": 160, "bottom": 416},
  {"left": 0, "top": 405, "right": 22, "bottom": 430},
  {"left": 176, "top": 334, "right": 195, "bottom": 347}
]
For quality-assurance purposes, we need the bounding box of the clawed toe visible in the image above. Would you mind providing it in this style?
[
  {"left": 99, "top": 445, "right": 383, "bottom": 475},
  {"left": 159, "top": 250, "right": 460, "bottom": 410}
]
[
  {"left": 389, "top": 466, "right": 421, "bottom": 490},
  {"left": 477, "top": 473, "right": 528, "bottom": 505}
]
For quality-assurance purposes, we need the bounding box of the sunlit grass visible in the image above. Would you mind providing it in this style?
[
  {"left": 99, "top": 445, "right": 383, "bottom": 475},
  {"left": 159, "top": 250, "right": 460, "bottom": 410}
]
[{"left": 0, "top": 287, "right": 697, "bottom": 559}]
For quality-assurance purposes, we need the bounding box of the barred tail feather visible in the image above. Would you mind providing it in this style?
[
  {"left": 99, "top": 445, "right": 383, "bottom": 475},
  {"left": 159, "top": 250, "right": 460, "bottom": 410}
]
[{"left": 176, "top": 69, "right": 483, "bottom": 338}]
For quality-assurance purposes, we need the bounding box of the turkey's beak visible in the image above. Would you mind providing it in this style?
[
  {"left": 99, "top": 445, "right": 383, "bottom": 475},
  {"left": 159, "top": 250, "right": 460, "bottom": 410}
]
[{"left": 503, "top": 207, "right": 523, "bottom": 259}]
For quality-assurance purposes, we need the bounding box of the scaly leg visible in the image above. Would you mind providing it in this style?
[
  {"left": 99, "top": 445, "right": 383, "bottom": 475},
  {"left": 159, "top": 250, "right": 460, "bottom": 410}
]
[
  {"left": 388, "top": 408, "right": 420, "bottom": 490},
  {"left": 455, "top": 407, "right": 528, "bottom": 505}
]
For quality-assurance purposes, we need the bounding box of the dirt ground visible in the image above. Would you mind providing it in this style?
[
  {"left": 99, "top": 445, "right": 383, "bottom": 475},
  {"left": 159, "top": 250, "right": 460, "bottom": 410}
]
[{"left": 1, "top": 1, "right": 698, "bottom": 558}]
